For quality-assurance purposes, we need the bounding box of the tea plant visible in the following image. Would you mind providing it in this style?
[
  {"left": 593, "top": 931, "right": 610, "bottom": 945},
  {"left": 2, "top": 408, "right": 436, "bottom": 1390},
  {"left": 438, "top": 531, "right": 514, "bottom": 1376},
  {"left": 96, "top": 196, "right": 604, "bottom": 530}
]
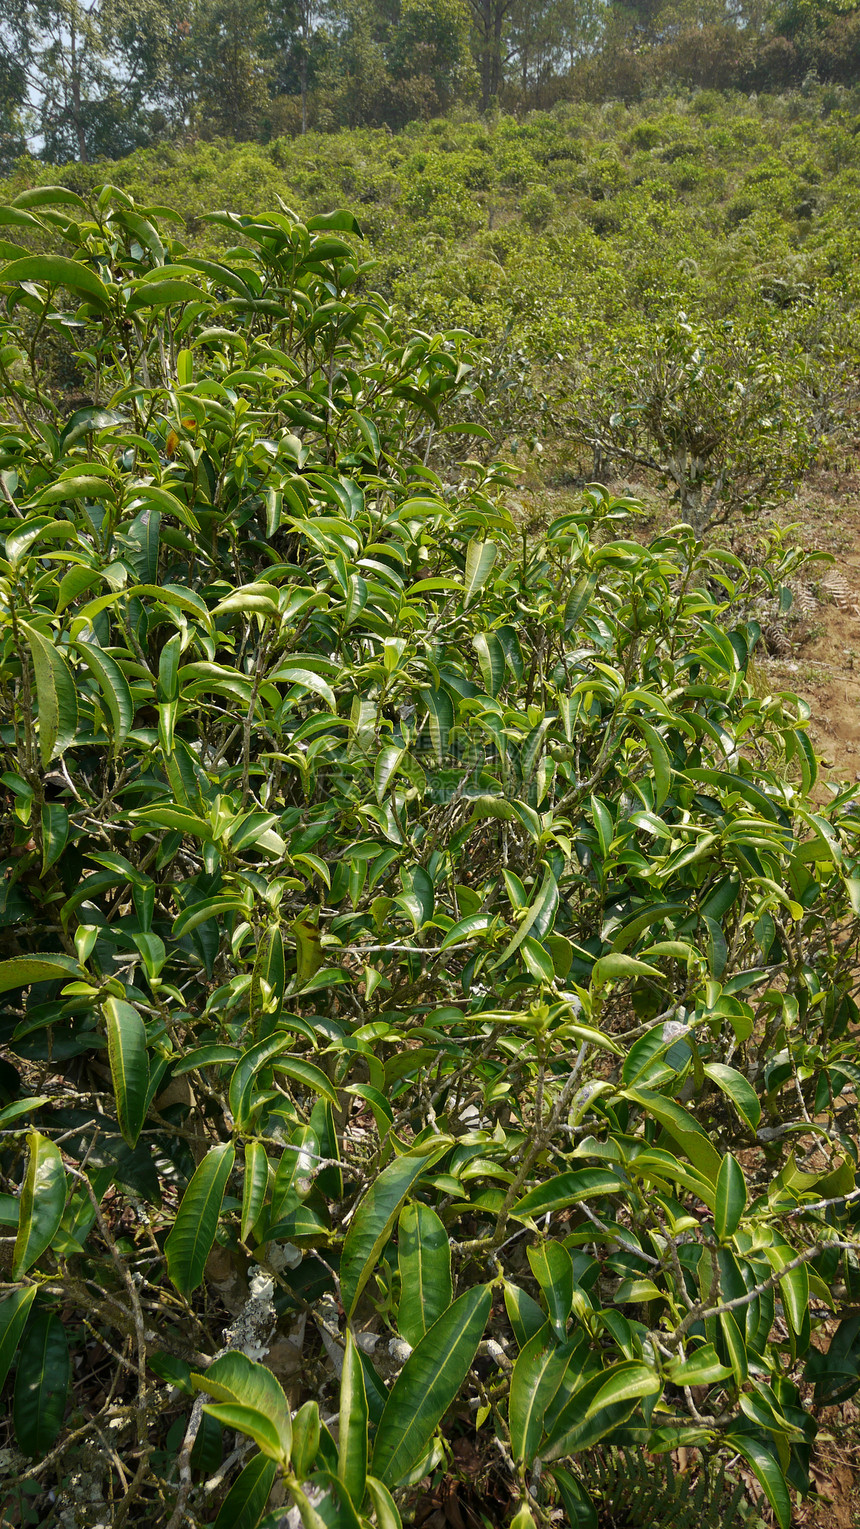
[{"left": 0, "top": 188, "right": 858, "bottom": 1529}]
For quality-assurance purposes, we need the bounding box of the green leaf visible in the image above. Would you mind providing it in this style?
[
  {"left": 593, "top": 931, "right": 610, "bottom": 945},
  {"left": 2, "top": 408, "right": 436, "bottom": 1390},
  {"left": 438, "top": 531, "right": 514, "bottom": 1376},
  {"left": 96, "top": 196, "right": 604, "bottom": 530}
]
[
  {"left": 397, "top": 1202, "right": 453, "bottom": 1347},
  {"left": 439, "top": 913, "right": 498, "bottom": 951},
  {"left": 623, "top": 1087, "right": 721, "bottom": 1183},
  {"left": 719, "top": 1309, "right": 748, "bottom": 1386},
  {"left": 582, "top": 1360, "right": 661, "bottom": 1421},
  {"left": 339, "top": 1330, "right": 368, "bottom": 1507},
  {"left": 564, "top": 572, "right": 599, "bottom": 632},
  {"left": 365, "top": 1477, "right": 403, "bottom": 1529},
  {"left": 765, "top": 1246, "right": 810, "bottom": 1337},
  {"left": 0, "top": 954, "right": 80, "bottom": 994},
  {"left": 371, "top": 1285, "right": 492, "bottom": 1487},
  {"left": 340, "top": 1143, "right": 449, "bottom": 1318},
  {"left": 165, "top": 1143, "right": 235, "bottom": 1297},
  {"left": 0, "top": 1287, "right": 38, "bottom": 1391},
  {"left": 665, "top": 1344, "right": 733, "bottom": 1386},
  {"left": 74, "top": 638, "right": 135, "bottom": 744},
  {"left": 0, "top": 205, "right": 43, "bottom": 231},
  {"left": 1, "top": 254, "right": 111, "bottom": 311},
  {"left": 521, "top": 936, "right": 555, "bottom": 983},
  {"left": 510, "top": 1324, "right": 571, "bottom": 1464},
  {"left": 104, "top": 996, "right": 150, "bottom": 1149},
  {"left": 472, "top": 632, "right": 506, "bottom": 696},
  {"left": 229, "top": 1033, "right": 296, "bottom": 1130},
  {"left": 203, "top": 1402, "right": 287, "bottom": 1462},
  {"left": 702, "top": 1062, "right": 761, "bottom": 1132},
  {"left": 343, "top": 572, "right": 369, "bottom": 625},
  {"left": 494, "top": 864, "right": 558, "bottom": 968},
  {"left": 170, "top": 1046, "right": 240, "bottom": 1077},
  {"left": 291, "top": 917, "right": 326, "bottom": 984},
  {"left": 307, "top": 209, "right": 363, "bottom": 234},
  {"left": 12, "top": 1132, "right": 66, "bottom": 1278},
  {"left": 291, "top": 1401, "right": 322, "bottom": 1481},
  {"left": 714, "top": 1153, "right": 747, "bottom": 1241},
  {"left": 128, "top": 487, "right": 199, "bottom": 533},
  {"left": 632, "top": 718, "right": 672, "bottom": 811},
  {"left": 40, "top": 803, "right": 69, "bottom": 872},
  {"left": 19, "top": 621, "right": 78, "bottom": 765},
  {"left": 512, "top": 1169, "right": 624, "bottom": 1221},
  {"left": 375, "top": 746, "right": 405, "bottom": 802},
  {"left": 611, "top": 903, "right": 687, "bottom": 952},
  {"left": 60, "top": 406, "right": 124, "bottom": 451},
  {"left": 464, "top": 540, "right": 498, "bottom": 604},
  {"left": 504, "top": 1283, "right": 547, "bottom": 1349},
  {"left": 592, "top": 952, "right": 662, "bottom": 986},
  {"left": 0, "top": 1099, "right": 49, "bottom": 1129},
  {"left": 127, "top": 278, "right": 206, "bottom": 310},
  {"left": 420, "top": 687, "right": 454, "bottom": 760},
  {"left": 241, "top": 1141, "right": 270, "bottom": 1242},
  {"left": 213, "top": 1454, "right": 278, "bottom": 1529},
  {"left": 268, "top": 1125, "right": 318, "bottom": 1227},
  {"left": 271, "top": 665, "right": 337, "bottom": 712},
  {"left": 13, "top": 1308, "right": 70, "bottom": 1455},
  {"left": 13, "top": 186, "right": 86, "bottom": 210},
  {"left": 550, "top": 1467, "right": 598, "bottom": 1529},
  {"left": 36, "top": 474, "right": 115, "bottom": 505},
  {"left": 194, "top": 1351, "right": 292, "bottom": 1461},
  {"left": 805, "top": 1314, "right": 860, "bottom": 1404},
  {"left": 527, "top": 1242, "right": 573, "bottom": 1341},
  {"left": 173, "top": 896, "right": 246, "bottom": 939},
  {"left": 273, "top": 1057, "right": 339, "bottom": 1106},
  {"left": 149, "top": 1352, "right": 194, "bottom": 1393},
  {"left": 730, "top": 1435, "right": 791, "bottom": 1529}
]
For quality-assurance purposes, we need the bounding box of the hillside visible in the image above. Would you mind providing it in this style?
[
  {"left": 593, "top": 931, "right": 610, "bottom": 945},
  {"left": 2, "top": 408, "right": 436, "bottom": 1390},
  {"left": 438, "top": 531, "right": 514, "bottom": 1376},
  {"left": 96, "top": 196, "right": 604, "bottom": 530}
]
[{"left": 3, "top": 92, "right": 859, "bottom": 318}]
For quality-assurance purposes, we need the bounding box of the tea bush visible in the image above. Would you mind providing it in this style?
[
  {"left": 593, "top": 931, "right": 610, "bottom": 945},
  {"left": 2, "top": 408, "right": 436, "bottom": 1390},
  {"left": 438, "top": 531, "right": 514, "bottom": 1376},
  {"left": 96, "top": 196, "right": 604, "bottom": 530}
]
[
  {"left": 5, "top": 92, "right": 860, "bottom": 476},
  {"left": 0, "top": 186, "right": 858, "bottom": 1529}
]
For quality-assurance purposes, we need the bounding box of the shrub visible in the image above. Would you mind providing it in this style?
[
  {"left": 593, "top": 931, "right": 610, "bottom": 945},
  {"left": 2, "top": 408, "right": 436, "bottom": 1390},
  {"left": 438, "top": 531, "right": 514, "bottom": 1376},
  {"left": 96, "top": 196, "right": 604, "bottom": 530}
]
[
  {"left": 521, "top": 184, "right": 557, "bottom": 230},
  {"left": 568, "top": 311, "right": 813, "bottom": 533},
  {"left": 0, "top": 187, "right": 858, "bottom": 1529}
]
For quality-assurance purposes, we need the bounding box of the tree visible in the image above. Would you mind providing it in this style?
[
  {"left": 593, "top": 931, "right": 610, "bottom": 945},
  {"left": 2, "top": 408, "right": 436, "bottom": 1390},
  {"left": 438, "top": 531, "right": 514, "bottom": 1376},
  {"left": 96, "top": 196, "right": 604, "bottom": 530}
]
[
  {"left": 190, "top": 0, "right": 270, "bottom": 139},
  {"left": 102, "top": 0, "right": 194, "bottom": 135},
  {"left": 0, "top": 49, "right": 27, "bottom": 173},
  {"left": 264, "top": 0, "right": 321, "bottom": 133},
  {"left": 466, "top": 0, "right": 512, "bottom": 108},
  {"left": 0, "top": 0, "right": 184, "bottom": 163},
  {"left": 0, "top": 186, "right": 857, "bottom": 1529},
  {"left": 389, "top": 0, "right": 476, "bottom": 112},
  {"left": 316, "top": 0, "right": 393, "bottom": 127},
  {"left": 507, "top": 0, "right": 556, "bottom": 93}
]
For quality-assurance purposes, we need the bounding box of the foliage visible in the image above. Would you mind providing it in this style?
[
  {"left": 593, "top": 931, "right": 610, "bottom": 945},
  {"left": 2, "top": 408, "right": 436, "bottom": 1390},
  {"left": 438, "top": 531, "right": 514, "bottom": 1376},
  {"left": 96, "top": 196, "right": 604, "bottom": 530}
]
[
  {"left": 575, "top": 1446, "right": 756, "bottom": 1527},
  {"left": 0, "top": 188, "right": 858, "bottom": 1529},
  {"left": 567, "top": 311, "right": 814, "bottom": 535},
  {"left": 2, "top": 0, "right": 179, "bottom": 164},
  {"left": 5, "top": 0, "right": 860, "bottom": 157},
  {"left": 8, "top": 89, "right": 858, "bottom": 485}
]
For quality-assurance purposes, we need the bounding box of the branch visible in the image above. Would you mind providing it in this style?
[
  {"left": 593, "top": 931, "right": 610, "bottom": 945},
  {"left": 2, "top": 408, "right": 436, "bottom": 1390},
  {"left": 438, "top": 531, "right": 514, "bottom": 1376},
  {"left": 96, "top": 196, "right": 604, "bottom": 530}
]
[{"left": 665, "top": 1238, "right": 857, "bottom": 1350}]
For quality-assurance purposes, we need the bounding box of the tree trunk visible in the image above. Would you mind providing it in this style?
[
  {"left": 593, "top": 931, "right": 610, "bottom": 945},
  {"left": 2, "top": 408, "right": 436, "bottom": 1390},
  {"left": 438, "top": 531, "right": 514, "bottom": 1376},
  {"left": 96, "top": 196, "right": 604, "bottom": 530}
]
[
  {"left": 300, "top": 4, "right": 308, "bottom": 135},
  {"left": 470, "top": 0, "right": 494, "bottom": 110},
  {"left": 70, "top": 18, "right": 87, "bottom": 163},
  {"left": 491, "top": 2, "right": 504, "bottom": 98}
]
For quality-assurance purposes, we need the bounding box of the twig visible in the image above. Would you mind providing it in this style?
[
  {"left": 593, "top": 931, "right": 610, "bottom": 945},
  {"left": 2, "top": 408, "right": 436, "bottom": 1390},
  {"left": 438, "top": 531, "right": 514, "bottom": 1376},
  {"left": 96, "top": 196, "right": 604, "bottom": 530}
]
[
  {"left": 165, "top": 1395, "right": 205, "bottom": 1529},
  {"left": 664, "top": 1237, "right": 858, "bottom": 1350}
]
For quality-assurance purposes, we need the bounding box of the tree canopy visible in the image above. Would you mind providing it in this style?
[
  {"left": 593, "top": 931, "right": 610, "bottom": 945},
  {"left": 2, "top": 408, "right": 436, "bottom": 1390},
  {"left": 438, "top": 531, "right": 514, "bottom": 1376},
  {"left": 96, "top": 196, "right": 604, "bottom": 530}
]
[{"left": 3, "top": 0, "right": 860, "bottom": 156}]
